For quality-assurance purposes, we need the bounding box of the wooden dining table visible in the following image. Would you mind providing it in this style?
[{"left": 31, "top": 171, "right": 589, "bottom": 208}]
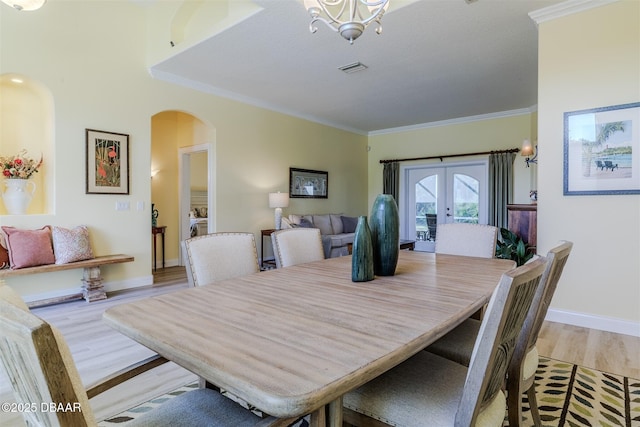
[{"left": 103, "top": 250, "right": 515, "bottom": 426}]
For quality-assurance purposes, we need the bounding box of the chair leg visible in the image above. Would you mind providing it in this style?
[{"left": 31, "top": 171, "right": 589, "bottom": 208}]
[
  {"left": 507, "top": 385, "right": 523, "bottom": 427},
  {"left": 526, "top": 383, "right": 542, "bottom": 427}
]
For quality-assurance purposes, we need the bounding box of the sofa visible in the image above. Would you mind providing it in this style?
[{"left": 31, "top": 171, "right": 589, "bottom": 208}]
[{"left": 281, "top": 213, "right": 358, "bottom": 258}]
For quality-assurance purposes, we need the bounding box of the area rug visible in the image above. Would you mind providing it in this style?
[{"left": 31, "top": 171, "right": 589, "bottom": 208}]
[{"left": 99, "top": 357, "right": 640, "bottom": 426}]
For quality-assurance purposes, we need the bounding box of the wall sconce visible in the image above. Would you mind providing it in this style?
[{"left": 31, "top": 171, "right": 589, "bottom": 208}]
[
  {"left": 1, "top": 0, "right": 46, "bottom": 11},
  {"left": 521, "top": 139, "right": 538, "bottom": 167},
  {"left": 269, "top": 192, "right": 289, "bottom": 230}
]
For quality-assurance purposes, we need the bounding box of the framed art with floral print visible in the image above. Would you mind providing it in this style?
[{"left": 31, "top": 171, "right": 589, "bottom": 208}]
[
  {"left": 564, "top": 102, "right": 640, "bottom": 195},
  {"left": 86, "top": 129, "right": 130, "bottom": 194}
]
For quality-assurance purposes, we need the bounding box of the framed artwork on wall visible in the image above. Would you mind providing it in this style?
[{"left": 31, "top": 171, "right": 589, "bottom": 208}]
[
  {"left": 86, "top": 129, "right": 130, "bottom": 195},
  {"left": 564, "top": 102, "right": 640, "bottom": 195},
  {"left": 290, "top": 167, "right": 328, "bottom": 198}
]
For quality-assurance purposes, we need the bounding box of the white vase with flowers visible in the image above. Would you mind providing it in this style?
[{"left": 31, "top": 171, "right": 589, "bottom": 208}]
[{"left": 1, "top": 149, "right": 42, "bottom": 215}]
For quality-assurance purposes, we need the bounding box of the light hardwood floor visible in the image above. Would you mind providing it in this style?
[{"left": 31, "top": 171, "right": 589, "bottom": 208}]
[{"left": 1, "top": 266, "right": 638, "bottom": 426}]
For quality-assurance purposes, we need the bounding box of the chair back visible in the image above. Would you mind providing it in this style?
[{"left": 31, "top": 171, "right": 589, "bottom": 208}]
[
  {"left": 271, "top": 228, "right": 324, "bottom": 268},
  {"left": 0, "top": 283, "right": 95, "bottom": 426},
  {"left": 456, "top": 257, "right": 547, "bottom": 426},
  {"left": 520, "top": 241, "right": 573, "bottom": 356},
  {"left": 182, "top": 232, "right": 260, "bottom": 287},
  {"left": 435, "top": 223, "right": 498, "bottom": 258}
]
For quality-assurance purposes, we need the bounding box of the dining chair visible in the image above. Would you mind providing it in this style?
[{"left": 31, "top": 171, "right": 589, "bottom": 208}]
[
  {"left": 342, "top": 257, "right": 548, "bottom": 427},
  {"left": 427, "top": 241, "right": 573, "bottom": 426},
  {"left": 435, "top": 223, "right": 498, "bottom": 258},
  {"left": 0, "top": 282, "right": 295, "bottom": 427},
  {"left": 182, "top": 232, "right": 260, "bottom": 287},
  {"left": 271, "top": 228, "right": 325, "bottom": 268}
]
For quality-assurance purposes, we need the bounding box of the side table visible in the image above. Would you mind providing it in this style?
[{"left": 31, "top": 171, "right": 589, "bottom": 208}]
[
  {"left": 152, "top": 226, "right": 166, "bottom": 271},
  {"left": 260, "top": 229, "right": 276, "bottom": 269}
]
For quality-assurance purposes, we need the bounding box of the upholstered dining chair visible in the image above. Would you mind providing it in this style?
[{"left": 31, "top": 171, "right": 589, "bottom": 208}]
[
  {"left": 342, "top": 257, "right": 548, "bottom": 427},
  {"left": 427, "top": 241, "right": 573, "bottom": 426},
  {"left": 0, "top": 282, "right": 295, "bottom": 427},
  {"left": 271, "top": 228, "right": 325, "bottom": 268},
  {"left": 435, "top": 223, "right": 498, "bottom": 258},
  {"left": 182, "top": 232, "right": 260, "bottom": 287}
]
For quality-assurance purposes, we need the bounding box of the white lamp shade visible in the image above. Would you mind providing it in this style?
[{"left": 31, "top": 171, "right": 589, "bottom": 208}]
[
  {"left": 269, "top": 192, "right": 289, "bottom": 208},
  {"left": 2, "top": 0, "right": 46, "bottom": 11},
  {"left": 521, "top": 139, "right": 534, "bottom": 156}
]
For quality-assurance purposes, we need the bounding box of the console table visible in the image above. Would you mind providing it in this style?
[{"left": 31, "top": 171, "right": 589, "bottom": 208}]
[
  {"left": 507, "top": 204, "right": 537, "bottom": 251},
  {"left": 152, "top": 226, "right": 166, "bottom": 271}
]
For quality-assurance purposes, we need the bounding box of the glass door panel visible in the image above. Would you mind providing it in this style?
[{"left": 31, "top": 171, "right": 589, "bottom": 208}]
[{"left": 403, "top": 163, "right": 488, "bottom": 252}]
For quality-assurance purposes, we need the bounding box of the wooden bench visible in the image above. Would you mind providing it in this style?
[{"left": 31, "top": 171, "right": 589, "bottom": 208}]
[{"left": 0, "top": 254, "right": 134, "bottom": 305}]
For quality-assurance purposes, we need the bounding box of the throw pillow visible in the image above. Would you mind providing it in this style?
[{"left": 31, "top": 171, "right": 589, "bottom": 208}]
[
  {"left": 312, "top": 215, "right": 333, "bottom": 236},
  {"left": 299, "top": 218, "right": 314, "bottom": 228},
  {"left": 51, "top": 225, "right": 94, "bottom": 264},
  {"left": 2, "top": 226, "right": 55, "bottom": 269},
  {"left": 341, "top": 216, "right": 358, "bottom": 233},
  {"left": 0, "top": 231, "right": 9, "bottom": 269}
]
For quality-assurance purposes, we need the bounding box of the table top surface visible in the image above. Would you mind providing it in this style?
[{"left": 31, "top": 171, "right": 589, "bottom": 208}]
[{"left": 104, "top": 251, "right": 514, "bottom": 418}]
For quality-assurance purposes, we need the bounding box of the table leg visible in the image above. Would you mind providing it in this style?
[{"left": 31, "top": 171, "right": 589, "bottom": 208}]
[
  {"left": 309, "top": 407, "right": 326, "bottom": 427},
  {"left": 327, "top": 397, "right": 343, "bottom": 427},
  {"left": 152, "top": 233, "right": 157, "bottom": 271},
  {"left": 161, "top": 231, "right": 165, "bottom": 269}
]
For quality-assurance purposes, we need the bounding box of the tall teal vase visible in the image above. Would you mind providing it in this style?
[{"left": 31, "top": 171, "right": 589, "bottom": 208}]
[
  {"left": 370, "top": 194, "right": 399, "bottom": 276},
  {"left": 352, "top": 216, "right": 374, "bottom": 282}
]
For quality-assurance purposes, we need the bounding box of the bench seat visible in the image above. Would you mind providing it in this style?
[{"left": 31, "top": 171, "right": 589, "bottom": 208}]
[{"left": 0, "top": 254, "right": 134, "bottom": 305}]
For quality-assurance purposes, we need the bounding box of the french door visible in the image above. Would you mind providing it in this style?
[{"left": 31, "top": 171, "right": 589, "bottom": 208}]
[{"left": 402, "top": 162, "right": 488, "bottom": 252}]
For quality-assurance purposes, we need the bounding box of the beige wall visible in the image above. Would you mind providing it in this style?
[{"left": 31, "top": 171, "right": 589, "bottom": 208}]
[
  {"left": 0, "top": 1, "right": 367, "bottom": 300},
  {"left": 536, "top": 0, "right": 639, "bottom": 330}
]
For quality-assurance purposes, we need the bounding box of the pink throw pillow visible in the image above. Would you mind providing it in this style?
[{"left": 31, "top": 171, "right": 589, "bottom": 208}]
[
  {"left": 51, "top": 225, "right": 94, "bottom": 264},
  {"left": 1, "top": 226, "right": 55, "bottom": 269}
]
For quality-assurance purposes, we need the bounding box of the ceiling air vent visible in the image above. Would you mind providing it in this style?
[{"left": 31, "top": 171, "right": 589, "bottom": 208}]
[{"left": 338, "top": 62, "right": 368, "bottom": 74}]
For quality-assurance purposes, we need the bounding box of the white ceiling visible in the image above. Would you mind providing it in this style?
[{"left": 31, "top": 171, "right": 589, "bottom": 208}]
[{"left": 149, "top": 0, "right": 562, "bottom": 134}]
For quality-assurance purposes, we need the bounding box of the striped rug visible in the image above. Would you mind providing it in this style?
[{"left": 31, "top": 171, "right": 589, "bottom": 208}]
[{"left": 100, "top": 357, "right": 640, "bottom": 426}]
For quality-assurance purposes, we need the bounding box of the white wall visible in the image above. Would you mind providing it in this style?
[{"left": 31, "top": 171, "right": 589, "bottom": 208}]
[{"left": 536, "top": 0, "right": 639, "bottom": 335}]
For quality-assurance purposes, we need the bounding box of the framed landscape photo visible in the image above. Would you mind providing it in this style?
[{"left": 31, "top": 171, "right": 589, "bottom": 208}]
[
  {"left": 290, "top": 168, "right": 328, "bottom": 198},
  {"left": 564, "top": 102, "right": 640, "bottom": 195},
  {"left": 86, "top": 129, "right": 130, "bottom": 194}
]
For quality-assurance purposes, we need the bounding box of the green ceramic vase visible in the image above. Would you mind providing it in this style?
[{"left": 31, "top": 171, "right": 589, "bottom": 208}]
[
  {"left": 370, "top": 194, "right": 399, "bottom": 276},
  {"left": 352, "top": 216, "right": 374, "bottom": 282}
]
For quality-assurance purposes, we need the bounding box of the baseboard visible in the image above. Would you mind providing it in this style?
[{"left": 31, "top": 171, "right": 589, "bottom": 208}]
[
  {"left": 546, "top": 308, "right": 640, "bottom": 337},
  {"left": 23, "top": 275, "right": 154, "bottom": 307}
]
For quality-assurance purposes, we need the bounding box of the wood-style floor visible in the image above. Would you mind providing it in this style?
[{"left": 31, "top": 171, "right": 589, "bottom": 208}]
[{"left": 1, "top": 266, "right": 638, "bottom": 426}]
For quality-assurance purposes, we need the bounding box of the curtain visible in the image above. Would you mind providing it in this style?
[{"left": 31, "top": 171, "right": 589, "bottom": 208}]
[
  {"left": 488, "top": 152, "right": 516, "bottom": 229},
  {"left": 382, "top": 162, "right": 399, "bottom": 203}
]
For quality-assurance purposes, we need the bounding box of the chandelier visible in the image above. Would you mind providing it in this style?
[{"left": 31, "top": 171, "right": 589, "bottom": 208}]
[
  {"left": 1, "top": 0, "right": 45, "bottom": 11},
  {"left": 304, "top": 0, "right": 390, "bottom": 44}
]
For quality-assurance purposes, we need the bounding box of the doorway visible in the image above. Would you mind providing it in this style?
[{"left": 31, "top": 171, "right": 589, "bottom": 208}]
[
  {"left": 179, "top": 143, "right": 215, "bottom": 265},
  {"left": 401, "top": 161, "right": 488, "bottom": 252}
]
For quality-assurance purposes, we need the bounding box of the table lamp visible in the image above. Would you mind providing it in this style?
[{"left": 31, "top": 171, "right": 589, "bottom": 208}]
[{"left": 269, "top": 192, "right": 289, "bottom": 230}]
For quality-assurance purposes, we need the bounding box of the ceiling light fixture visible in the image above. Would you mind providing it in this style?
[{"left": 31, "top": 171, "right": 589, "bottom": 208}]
[
  {"left": 1, "top": 0, "right": 46, "bottom": 11},
  {"left": 304, "top": 0, "right": 390, "bottom": 44}
]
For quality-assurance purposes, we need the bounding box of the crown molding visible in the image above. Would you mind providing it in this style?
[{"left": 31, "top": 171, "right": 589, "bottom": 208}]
[
  {"left": 368, "top": 106, "right": 538, "bottom": 136},
  {"left": 148, "top": 68, "right": 368, "bottom": 135},
  {"left": 529, "top": 0, "right": 620, "bottom": 26}
]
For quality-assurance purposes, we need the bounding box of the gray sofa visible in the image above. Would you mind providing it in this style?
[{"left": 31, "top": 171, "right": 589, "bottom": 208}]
[{"left": 281, "top": 213, "right": 358, "bottom": 258}]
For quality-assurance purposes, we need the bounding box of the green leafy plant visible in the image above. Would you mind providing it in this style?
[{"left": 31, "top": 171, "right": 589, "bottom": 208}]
[{"left": 495, "top": 228, "right": 534, "bottom": 266}]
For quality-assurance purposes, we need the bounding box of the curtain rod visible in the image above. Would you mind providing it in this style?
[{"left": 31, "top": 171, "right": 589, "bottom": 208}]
[{"left": 379, "top": 148, "right": 520, "bottom": 164}]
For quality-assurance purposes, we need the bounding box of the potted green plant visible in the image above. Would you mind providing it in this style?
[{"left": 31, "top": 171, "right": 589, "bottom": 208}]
[{"left": 495, "top": 228, "right": 534, "bottom": 266}]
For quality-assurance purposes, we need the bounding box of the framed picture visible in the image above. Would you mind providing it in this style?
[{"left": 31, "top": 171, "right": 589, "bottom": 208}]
[
  {"left": 564, "top": 102, "right": 640, "bottom": 195},
  {"left": 86, "top": 129, "right": 130, "bottom": 194},
  {"left": 290, "top": 168, "right": 328, "bottom": 198}
]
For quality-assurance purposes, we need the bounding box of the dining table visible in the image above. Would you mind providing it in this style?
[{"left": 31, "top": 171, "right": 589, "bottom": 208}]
[{"left": 103, "top": 250, "right": 515, "bottom": 426}]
